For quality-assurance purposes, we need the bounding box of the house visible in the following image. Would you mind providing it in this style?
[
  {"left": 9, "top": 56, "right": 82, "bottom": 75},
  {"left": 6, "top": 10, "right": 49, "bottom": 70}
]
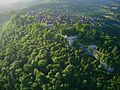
[
  {"left": 58, "top": 34, "right": 78, "bottom": 47},
  {"left": 46, "top": 21, "right": 55, "bottom": 28},
  {"left": 79, "top": 19, "right": 84, "bottom": 23},
  {"left": 65, "top": 35, "right": 78, "bottom": 47}
]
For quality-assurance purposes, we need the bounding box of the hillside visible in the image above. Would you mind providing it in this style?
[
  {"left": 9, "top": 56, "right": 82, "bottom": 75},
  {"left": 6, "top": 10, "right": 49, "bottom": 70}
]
[
  {"left": 0, "top": 0, "right": 120, "bottom": 90},
  {"left": 0, "top": 11, "right": 120, "bottom": 89}
]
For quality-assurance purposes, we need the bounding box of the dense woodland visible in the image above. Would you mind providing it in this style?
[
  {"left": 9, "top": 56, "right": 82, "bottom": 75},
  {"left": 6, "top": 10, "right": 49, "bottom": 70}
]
[{"left": 0, "top": 10, "right": 120, "bottom": 90}]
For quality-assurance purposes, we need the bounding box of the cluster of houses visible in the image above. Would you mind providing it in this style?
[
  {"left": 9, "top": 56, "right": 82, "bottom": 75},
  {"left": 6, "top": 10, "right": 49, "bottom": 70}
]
[{"left": 23, "top": 11, "right": 102, "bottom": 28}]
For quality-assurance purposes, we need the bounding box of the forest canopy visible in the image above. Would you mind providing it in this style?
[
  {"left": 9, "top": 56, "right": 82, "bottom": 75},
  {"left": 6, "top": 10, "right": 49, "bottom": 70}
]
[{"left": 0, "top": 11, "right": 120, "bottom": 90}]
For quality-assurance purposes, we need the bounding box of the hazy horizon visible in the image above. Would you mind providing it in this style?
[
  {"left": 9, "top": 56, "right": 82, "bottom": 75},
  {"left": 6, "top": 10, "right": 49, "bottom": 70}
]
[
  {"left": 0, "top": 0, "right": 35, "bottom": 7},
  {"left": 0, "top": 0, "right": 42, "bottom": 14}
]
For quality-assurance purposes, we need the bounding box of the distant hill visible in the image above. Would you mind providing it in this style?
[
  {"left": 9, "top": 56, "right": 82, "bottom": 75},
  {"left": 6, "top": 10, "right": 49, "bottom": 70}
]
[{"left": 26, "top": 0, "right": 119, "bottom": 16}]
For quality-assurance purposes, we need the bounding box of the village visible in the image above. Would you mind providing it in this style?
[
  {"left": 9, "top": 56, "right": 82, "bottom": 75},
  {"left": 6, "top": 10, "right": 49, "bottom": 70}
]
[{"left": 21, "top": 11, "right": 103, "bottom": 29}]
